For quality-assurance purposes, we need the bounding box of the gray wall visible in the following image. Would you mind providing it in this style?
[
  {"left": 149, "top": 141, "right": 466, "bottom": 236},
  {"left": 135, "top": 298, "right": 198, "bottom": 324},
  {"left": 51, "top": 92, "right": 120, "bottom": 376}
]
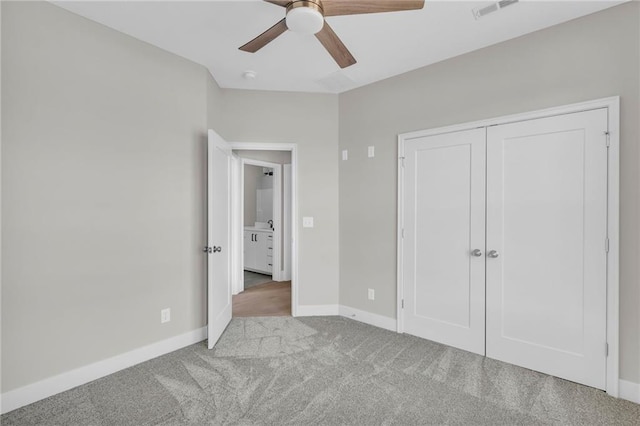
[
  {"left": 206, "top": 73, "right": 224, "bottom": 133},
  {"left": 1, "top": 1, "right": 213, "bottom": 392},
  {"left": 3, "top": 0, "right": 638, "bottom": 397},
  {"left": 338, "top": 2, "right": 640, "bottom": 383},
  {"left": 219, "top": 90, "right": 340, "bottom": 307},
  {"left": 1, "top": 1, "right": 340, "bottom": 393}
]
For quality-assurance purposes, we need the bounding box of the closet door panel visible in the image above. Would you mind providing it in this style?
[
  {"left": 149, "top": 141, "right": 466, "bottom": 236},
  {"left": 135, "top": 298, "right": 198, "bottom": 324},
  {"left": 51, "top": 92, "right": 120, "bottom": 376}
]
[
  {"left": 403, "top": 128, "right": 486, "bottom": 355},
  {"left": 486, "top": 109, "right": 608, "bottom": 389}
]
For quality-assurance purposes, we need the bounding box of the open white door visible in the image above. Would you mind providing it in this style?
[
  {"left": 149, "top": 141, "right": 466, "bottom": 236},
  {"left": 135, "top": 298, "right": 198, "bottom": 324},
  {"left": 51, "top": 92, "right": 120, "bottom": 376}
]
[{"left": 207, "top": 130, "right": 232, "bottom": 349}]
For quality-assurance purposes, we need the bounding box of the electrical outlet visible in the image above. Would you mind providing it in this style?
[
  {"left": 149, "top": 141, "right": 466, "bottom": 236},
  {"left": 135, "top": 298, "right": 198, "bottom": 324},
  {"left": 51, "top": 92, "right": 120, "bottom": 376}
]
[
  {"left": 161, "top": 308, "right": 171, "bottom": 323},
  {"left": 303, "top": 217, "right": 314, "bottom": 228},
  {"left": 368, "top": 289, "right": 375, "bottom": 300},
  {"left": 342, "top": 150, "right": 348, "bottom": 161},
  {"left": 368, "top": 146, "right": 375, "bottom": 158}
]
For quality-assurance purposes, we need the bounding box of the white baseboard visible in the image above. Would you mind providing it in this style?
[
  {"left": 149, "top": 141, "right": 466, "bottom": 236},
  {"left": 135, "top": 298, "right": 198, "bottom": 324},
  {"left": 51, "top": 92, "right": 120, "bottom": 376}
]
[
  {"left": 619, "top": 379, "right": 640, "bottom": 404},
  {"left": 0, "top": 327, "right": 207, "bottom": 415},
  {"left": 280, "top": 271, "right": 292, "bottom": 281},
  {"left": 339, "top": 305, "right": 397, "bottom": 332},
  {"left": 295, "top": 304, "right": 339, "bottom": 316},
  {"left": 293, "top": 304, "right": 397, "bottom": 332}
]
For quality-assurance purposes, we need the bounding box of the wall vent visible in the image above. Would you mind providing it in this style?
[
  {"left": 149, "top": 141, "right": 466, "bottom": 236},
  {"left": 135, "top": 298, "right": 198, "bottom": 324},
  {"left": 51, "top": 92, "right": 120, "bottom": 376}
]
[{"left": 473, "top": 0, "right": 519, "bottom": 20}]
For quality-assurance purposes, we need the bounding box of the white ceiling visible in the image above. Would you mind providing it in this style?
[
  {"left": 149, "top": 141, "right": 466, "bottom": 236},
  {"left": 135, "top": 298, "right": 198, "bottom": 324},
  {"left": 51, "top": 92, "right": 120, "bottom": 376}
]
[{"left": 53, "top": 0, "right": 627, "bottom": 93}]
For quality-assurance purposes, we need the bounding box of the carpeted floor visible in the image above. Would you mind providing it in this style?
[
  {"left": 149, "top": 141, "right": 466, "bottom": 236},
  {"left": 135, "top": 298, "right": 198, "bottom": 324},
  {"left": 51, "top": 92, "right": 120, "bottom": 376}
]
[{"left": 2, "top": 316, "right": 639, "bottom": 425}]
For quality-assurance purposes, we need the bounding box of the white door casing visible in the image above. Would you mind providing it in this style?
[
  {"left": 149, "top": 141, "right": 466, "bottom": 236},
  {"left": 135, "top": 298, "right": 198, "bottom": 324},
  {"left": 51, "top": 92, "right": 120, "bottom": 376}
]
[
  {"left": 230, "top": 154, "right": 242, "bottom": 296},
  {"left": 402, "top": 128, "right": 487, "bottom": 355},
  {"left": 207, "top": 130, "right": 232, "bottom": 349},
  {"left": 485, "top": 109, "right": 609, "bottom": 389},
  {"left": 283, "top": 164, "right": 292, "bottom": 281}
]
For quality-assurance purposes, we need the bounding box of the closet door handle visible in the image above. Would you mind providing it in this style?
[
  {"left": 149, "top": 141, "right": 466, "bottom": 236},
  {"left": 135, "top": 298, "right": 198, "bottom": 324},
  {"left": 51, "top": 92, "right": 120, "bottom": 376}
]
[
  {"left": 487, "top": 250, "right": 500, "bottom": 258},
  {"left": 471, "top": 249, "right": 483, "bottom": 257}
]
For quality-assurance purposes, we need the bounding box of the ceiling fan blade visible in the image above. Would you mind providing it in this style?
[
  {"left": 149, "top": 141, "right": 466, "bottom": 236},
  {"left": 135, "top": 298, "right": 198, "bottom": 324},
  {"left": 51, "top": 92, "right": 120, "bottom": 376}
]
[
  {"left": 239, "top": 18, "right": 288, "bottom": 53},
  {"left": 315, "top": 21, "right": 356, "bottom": 68},
  {"left": 322, "top": 0, "right": 424, "bottom": 17},
  {"left": 263, "top": 0, "right": 290, "bottom": 7}
]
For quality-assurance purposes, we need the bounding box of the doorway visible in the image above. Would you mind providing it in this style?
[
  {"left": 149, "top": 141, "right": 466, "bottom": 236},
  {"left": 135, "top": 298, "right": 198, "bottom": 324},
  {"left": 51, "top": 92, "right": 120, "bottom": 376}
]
[{"left": 229, "top": 146, "right": 298, "bottom": 317}]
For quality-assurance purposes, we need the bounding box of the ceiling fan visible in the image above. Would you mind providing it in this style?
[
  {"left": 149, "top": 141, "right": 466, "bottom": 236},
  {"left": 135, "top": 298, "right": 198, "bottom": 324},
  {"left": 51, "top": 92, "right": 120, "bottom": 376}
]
[{"left": 239, "top": 0, "right": 425, "bottom": 68}]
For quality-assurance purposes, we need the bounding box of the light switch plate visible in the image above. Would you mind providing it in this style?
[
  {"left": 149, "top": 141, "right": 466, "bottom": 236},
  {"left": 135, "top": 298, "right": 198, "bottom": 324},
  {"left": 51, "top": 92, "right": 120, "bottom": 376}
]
[
  {"left": 342, "top": 150, "right": 348, "bottom": 161},
  {"left": 303, "top": 217, "right": 314, "bottom": 228},
  {"left": 161, "top": 308, "right": 171, "bottom": 323},
  {"left": 368, "top": 146, "right": 375, "bottom": 158}
]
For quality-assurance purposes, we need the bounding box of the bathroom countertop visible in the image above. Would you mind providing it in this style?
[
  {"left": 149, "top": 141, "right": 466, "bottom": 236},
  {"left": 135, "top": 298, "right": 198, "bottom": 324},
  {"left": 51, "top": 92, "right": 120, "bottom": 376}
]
[{"left": 244, "top": 227, "right": 273, "bottom": 232}]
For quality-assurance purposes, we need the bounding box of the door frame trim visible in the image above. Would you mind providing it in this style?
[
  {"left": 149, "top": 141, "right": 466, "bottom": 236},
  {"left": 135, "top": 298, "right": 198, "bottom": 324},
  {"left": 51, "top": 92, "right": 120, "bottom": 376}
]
[
  {"left": 397, "top": 96, "right": 620, "bottom": 397},
  {"left": 229, "top": 142, "right": 299, "bottom": 317}
]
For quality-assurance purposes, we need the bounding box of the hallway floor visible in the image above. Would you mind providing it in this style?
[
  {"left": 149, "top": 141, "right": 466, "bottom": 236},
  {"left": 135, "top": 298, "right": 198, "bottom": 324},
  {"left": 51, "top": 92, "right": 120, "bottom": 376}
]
[
  {"left": 233, "top": 281, "right": 291, "bottom": 317},
  {"left": 243, "top": 271, "right": 273, "bottom": 289}
]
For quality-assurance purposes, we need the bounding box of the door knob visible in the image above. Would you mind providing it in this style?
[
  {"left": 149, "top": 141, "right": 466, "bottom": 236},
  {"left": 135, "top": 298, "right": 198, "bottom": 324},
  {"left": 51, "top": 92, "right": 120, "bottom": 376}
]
[
  {"left": 213, "top": 246, "right": 222, "bottom": 253},
  {"left": 470, "top": 249, "right": 483, "bottom": 257},
  {"left": 487, "top": 250, "right": 499, "bottom": 258}
]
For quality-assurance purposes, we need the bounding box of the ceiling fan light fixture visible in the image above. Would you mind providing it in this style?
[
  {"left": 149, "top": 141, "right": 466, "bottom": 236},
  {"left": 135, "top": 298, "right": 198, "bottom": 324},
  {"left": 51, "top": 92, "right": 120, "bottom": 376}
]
[{"left": 286, "top": 1, "right": 324, "bottom": 35}]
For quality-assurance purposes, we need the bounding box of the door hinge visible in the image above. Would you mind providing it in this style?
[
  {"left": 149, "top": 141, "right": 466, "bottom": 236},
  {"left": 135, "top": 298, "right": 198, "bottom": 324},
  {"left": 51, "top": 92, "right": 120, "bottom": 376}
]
[
  {"left": 605, "top": 237, "right": 610, "bottom": 253},
  {"left": 605, "top": 342, "right": 609, "bottom": 357},
  {"left": 401, "top": 299, "right": 404, "bottom": 309},
  {"left": 399, "top": 157, "right": 405, "bottom": 167},
  {"left": 402, "top": 228, "right": 405, "bottom": 239},
  {"left": 604, "top": 131, "right": 610, "bottom": 147}
]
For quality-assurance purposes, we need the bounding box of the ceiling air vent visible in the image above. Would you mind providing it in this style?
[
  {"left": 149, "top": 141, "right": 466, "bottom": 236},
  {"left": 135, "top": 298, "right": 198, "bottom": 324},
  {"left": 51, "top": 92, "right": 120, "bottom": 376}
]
[{"left": 473, "top": 0, "right": 519, "bottom": 20}]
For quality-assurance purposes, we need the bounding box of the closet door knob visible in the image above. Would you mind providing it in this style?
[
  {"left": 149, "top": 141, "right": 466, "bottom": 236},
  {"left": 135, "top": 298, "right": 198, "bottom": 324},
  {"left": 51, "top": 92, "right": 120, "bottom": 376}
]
[
  {"left": 471, "top": 249, "right": 483, "bottom": 257},
  {"left": 488, "top": 250, "right": 500, "bottom": 258}
]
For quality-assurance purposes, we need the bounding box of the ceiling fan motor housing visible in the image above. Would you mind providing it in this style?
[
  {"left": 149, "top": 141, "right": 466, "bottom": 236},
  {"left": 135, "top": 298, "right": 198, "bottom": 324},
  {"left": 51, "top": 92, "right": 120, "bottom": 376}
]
[
  {"left": 240, "top": 0, "right": 425, "bottom": 69},
  {"left": 286, "top": 1, "right": 325, "bottom": 34}
]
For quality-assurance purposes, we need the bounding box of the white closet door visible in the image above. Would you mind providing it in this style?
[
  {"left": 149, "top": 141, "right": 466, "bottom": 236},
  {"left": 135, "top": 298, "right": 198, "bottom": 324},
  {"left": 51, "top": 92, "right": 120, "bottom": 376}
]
[
  {"left": 403, "top": 128, "right": 486, "bottom": 355},
  {"left": 486, "top": 109, "right": 608, "bottom": 389}
]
